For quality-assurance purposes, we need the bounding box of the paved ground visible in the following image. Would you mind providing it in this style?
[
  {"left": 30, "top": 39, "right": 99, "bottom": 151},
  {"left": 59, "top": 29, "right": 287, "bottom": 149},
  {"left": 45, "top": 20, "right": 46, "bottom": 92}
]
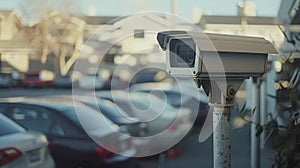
[{"left": 0, "top": 88, "right": 276, "bottom": 168}]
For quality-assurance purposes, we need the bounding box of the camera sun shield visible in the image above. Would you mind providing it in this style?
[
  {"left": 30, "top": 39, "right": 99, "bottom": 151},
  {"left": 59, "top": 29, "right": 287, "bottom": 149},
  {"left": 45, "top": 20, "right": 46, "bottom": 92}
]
[
  {"left": 166, "top": 36, "right": 201, "bottom": 77},
  {"left": 169, "top": 38, "right": 196, "bottom": 68}
]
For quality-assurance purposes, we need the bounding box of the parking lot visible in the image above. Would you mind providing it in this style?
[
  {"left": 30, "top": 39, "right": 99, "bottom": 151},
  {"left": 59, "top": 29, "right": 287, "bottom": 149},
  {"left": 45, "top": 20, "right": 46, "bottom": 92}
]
[{"left": 0, "top": 87, "right": 275, "bottom": 168}]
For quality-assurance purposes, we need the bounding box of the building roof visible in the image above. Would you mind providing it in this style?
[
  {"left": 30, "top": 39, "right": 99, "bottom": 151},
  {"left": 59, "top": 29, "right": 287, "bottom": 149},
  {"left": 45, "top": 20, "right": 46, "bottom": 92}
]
[
  {"left": 0, "top": 31, "right": 35, "bottom": 52},
  {"left": 112, "top": 14, "right": 171, "bottom": 28},
  {"left": 0, "top": 10, "right": 14, "bottom": 18},
  {"left": 83, "top": 16, "right": 118, "bottom": 25},
  {"left": 199, "top": 15, "right": 284, "bottom": 27},
  {"left": 278, "top": 0, "right": 294, "bottom": 21},
  {"left": 0, "top": 10, "right": 23, "bottom": 24}
]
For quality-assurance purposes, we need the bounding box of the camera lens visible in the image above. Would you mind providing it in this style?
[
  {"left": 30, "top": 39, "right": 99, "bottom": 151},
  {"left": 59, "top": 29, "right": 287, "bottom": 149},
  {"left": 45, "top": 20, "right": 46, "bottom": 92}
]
[{"left": 170, "top": 39, "right": 196, "bottom": 68}]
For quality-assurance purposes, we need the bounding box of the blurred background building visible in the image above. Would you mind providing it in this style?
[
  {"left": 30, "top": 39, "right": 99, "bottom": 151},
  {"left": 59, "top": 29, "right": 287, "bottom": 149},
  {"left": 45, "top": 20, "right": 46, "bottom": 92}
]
[
  {"left": 0, "top": 10, "right": 34, "bottom": 72},
  {"left": 0, "top": 1, "right": 286, "bottom": 83}
]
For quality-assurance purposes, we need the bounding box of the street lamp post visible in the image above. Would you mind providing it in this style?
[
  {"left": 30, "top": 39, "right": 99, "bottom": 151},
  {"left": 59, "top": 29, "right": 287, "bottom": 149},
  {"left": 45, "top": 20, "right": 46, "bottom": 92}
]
[{"left": 251, "top": 77, "right": 261, "bottom": 168}]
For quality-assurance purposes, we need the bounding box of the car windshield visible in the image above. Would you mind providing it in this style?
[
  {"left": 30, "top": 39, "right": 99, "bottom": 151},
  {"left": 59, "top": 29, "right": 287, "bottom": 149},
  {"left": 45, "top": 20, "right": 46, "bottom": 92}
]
[
  {"left": 164, "top": 91, "right": 182, "bottom": 104},
  {"left": 0, "top": 73, "right": 10, "bottom": 77},
  {"left": 0, "top": 114, "right": 25, "bottom": 136},
  {"left": 98, "top": 100, "right": 130, "bottom": 119}
]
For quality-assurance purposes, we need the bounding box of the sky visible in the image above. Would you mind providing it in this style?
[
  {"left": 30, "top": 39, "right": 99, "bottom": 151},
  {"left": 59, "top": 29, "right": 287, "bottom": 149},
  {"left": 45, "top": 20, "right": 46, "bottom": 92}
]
[{"left": 0, "top": 0, "right": 282, "bottom": 22}]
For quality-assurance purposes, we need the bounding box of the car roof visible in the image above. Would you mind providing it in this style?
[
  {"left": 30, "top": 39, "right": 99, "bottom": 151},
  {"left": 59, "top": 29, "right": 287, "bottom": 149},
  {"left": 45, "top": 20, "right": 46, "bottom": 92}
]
[
  {"left": 129, "top": 83, "right": 209, "bottom": 103},
  {"left": 48, "top": 95, "right": 114, "bottom": 106},
  {"left": 0, "top": 97, "right": 80, "bottom": 111},
  {"left": 129, "top": 82, "right": 174, "bottom": 91},
  {"left": 95, "top": 91, "right": 176, "bottom": 108}
]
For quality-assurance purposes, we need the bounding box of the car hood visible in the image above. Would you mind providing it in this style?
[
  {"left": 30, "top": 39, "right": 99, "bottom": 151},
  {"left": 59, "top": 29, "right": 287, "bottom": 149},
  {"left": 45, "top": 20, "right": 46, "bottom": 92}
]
[{"left": 0, "top": 131, "right": 48, "bottom": 152}]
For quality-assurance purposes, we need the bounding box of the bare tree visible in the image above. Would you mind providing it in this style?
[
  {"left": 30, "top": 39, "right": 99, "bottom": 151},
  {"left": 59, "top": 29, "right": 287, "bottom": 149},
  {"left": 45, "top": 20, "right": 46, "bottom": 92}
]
[
  {"left": 18, "top": 0, "right": 81, "bottom": 22},
  {"left": 18, "top": 0, "right": 51, "bottom": 26}
]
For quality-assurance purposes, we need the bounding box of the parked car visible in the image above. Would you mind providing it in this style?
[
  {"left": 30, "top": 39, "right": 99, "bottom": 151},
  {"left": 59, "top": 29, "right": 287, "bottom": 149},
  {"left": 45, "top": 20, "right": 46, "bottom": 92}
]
[
  {"left": 11, "top": 70, "right": 24, "bottom": 87},
  {"left": 0, "top": 97, "right": 137, "bottom": 168},
  {"left": 129, "top": 82, "right": 209, "bottom": 125},
  {"left": 0, "top": 113, "right": 55, "bottom": 168},
  {"left": 94, "top": 91, "right": 193, "bottom": 156},
  {"left": 0, "top": 69, "right": 23, "bottom": 87},
  {"left": 78, "top": 73, "right": 105, "bottom": 90},
  {"left": 60, "top": 95, "right": 148, "bottom": 136},
  {"left": 53, "top": 75, "right": 72, "bottom": 88},
  {"left": 98, "top": 63, "right": 134, "bottom": 90}
]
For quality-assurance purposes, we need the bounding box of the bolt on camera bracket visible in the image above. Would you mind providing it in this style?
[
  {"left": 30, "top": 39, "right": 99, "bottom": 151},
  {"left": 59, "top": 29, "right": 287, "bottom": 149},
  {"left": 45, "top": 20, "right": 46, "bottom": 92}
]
[{"left": 194, "top": 78, "right": 244, "bottom": 168}]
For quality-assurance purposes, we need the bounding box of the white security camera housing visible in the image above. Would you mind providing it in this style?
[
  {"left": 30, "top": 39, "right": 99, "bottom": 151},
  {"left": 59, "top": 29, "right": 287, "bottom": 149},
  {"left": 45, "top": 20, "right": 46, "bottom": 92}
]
[{"left": 157, "top": 31, "right": 278, "bottom": 79}]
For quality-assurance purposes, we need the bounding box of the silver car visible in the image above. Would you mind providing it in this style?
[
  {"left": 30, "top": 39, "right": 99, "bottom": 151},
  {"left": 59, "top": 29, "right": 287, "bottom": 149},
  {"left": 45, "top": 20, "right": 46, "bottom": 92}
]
[
  {"left": 94, "top": 91, "right": 194, "bottom": 156},
  {"left": 0, "top": 113, "right": 55, "bottom": 168},
  {"left": 129, "top": 82, "right": 209, "bottom": 125}
]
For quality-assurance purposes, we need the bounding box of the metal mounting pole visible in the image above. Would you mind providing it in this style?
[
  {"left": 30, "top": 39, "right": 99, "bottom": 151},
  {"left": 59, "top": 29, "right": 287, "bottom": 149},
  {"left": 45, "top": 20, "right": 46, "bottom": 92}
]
[
  {"left": 260, "top": 78, "right": 266, "bottom": 149},
  {"left": 201, "top": 79, "right": 242, "bottom": 168},
  {"left": 213, "top": 106, "right": 231, "bottom": 168},
  {"left": 209, "top": 80, "right": 242, "bottom": 168}
]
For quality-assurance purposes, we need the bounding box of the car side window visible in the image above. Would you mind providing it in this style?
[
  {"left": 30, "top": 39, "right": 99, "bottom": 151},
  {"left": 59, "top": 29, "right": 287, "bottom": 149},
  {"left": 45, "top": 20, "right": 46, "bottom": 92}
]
[
  {"left": 0, "top": 106, "right": 7, "bottom": 114},
  {"left": 9, "top": 106, "right": 64, "bottom": 136},
  {"left": 116, "top": 101, "right": 135, "bottom": 117}
]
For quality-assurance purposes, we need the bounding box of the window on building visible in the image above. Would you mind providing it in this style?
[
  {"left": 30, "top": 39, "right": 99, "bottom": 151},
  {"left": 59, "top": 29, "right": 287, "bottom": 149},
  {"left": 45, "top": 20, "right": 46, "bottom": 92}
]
[
  {"left": 290, "top": 0, "right": 300, "bottom": 19},
  {"left": 9, "top": 106, "right": 64, "bottom": 136},
  {"left": 134, "top": 29, "right": 145, "bottom": 38}
]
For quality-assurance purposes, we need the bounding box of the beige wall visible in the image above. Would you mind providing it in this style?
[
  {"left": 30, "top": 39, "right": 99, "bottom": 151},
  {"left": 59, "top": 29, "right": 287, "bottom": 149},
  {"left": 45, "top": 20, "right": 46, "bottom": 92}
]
[
  {"left": 2, "top": 52, "right": 29, "bottom": 72},
  {"left": 0, "top": 14, "right": 19, "bottom": 40}
]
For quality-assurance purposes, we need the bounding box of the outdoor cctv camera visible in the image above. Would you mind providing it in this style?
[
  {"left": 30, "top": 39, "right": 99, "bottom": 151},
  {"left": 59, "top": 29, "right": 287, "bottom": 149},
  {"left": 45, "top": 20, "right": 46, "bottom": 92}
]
[
  {"left": 157, "top": 31, "right": 278, "bottom": 168},
  {"left": 157, "top": 31, "right": 278, "bottom": 79}
]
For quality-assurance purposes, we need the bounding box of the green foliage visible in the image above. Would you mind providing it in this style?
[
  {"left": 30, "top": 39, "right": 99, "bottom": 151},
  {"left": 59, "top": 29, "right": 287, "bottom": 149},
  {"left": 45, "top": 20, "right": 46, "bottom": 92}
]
[{"left": 235, "top": 56, "right": 300, "bottom": 168}]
